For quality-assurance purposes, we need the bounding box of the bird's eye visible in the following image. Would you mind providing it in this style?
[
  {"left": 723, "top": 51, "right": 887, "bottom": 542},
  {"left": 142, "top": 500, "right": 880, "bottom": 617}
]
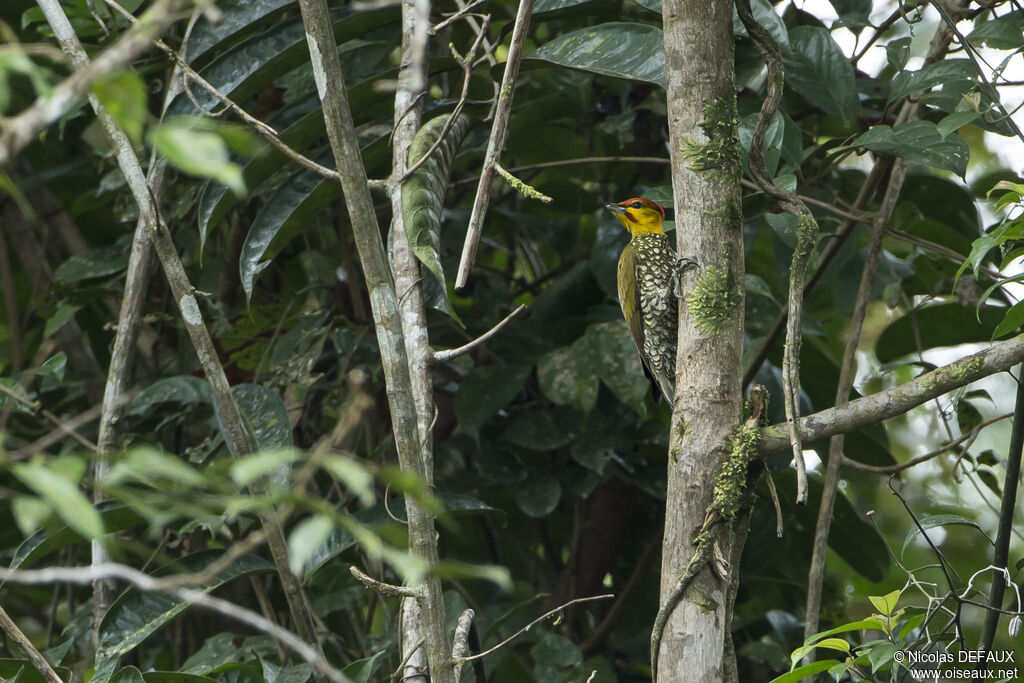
[{"left": 631, "top": 201, "right": 644, "bottom": 209}]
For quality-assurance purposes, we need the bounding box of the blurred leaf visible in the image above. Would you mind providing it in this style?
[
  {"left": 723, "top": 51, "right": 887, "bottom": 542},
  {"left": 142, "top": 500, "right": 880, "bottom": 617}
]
[
  {"left": 111, "top": 667, "right": 146, "bottom": 683},
  {"left": 0, "top": 660, "right": 72, "bottom": 683},
  {"left": 454, "top": 364, "right": 531, "bottom": 439},
  {"left": 888, "top": 60, "right": 976, "bottom": 102},
  {"left": 967, "top": 10, "right": 1024, "bottom": 49},
  {"left": 515, "top": 477, "right": 562, "bottom": 517},
  {"left": 150, "top": 119, "right": 247, "bottom": 196},
  {"left": 12, "top": 461, "right": 103, "bottom": 540},
  {"left": 733, "top": 0, "right": 789, "bottom": 47},
  {"left": 127, "top": 376, "right": 212, "bottom": 417},
  {"left": 321, "top": 455, "right": 375, "bottom": 506},
  {"left": 531, "top": 629, "right": 582, "bottom": 680},
  {"left": 92, "top": 71, "right": 147, "bottom": 146},
  {"left": 401, "top": 113, "right": 473, "bottom": 322},
  {"left": 230, "top": 449, "right": 302, "bottom": 488},
  {"left": 783, "top": 26, "right": 859, "bottom": 125},
  {"left": 875, "top": 303, "right": 1005, "bottom": 363},
  {"left": 8, "top": 506, "right": 144, "bottom": 574},
  {"left": 766, "top": 660, "right": 839, "bottom": 683},
  {"left": 502, "top": 410, "right": 573, "bottom": 450},
  {"left": 528, "top": 23, "right": 665, "bottom": 87},
  {"left": 901, "top": 514, "right": 990, "bottom": 557},
  {"left": 288, "top": 514, "right": 335, "bottom": 575},
  {"left": 97, "top": 551, "right": 274, "bottom": 662}
]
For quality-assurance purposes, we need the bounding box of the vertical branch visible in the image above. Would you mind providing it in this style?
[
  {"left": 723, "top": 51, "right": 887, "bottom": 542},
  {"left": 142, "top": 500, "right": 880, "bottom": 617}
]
[
  {"left": 35, "top": 0, "right": 324, "bottom": 664},
  {"left": 387, "top": 0, "right": 435, "bottom": 679},
  {"left": 296, "top": 1, "right": 454, "bottom": 681},
  {"left": 658, "top": 0, "right": 745, "bottom": 680},
  {"left": 453, "top": 0, "right": 534, "bottom": 289},
  {"left": 977, "top": 365, "right": 1024, "bottom": 662}
]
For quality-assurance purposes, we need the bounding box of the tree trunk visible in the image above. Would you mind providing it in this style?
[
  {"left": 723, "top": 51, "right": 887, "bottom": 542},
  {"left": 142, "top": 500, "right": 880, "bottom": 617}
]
[{"left": 658, "top": 1, "right": 745, "bottom": 680}]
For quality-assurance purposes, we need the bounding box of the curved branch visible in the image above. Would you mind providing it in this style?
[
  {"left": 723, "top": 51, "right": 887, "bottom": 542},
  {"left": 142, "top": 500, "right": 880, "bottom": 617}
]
[{"left": 759, "top": 333, "right": 1024, "bottom": 453}]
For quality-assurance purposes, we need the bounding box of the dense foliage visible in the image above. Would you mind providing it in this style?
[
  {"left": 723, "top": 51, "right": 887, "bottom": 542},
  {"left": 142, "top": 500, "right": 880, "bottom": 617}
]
[{"left": 2, "top": 0, "right": 1024, "bottom": 681}]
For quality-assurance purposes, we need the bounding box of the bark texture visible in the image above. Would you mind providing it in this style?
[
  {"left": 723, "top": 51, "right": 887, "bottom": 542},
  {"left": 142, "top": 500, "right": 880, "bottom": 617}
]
[{"left": 658, "top": 1, "right": 745, "bottom": 680}]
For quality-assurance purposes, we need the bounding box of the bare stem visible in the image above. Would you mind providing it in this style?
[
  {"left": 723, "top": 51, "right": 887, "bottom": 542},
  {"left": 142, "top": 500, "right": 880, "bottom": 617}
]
[{"left": 432, "top": 304, "right": 527, "bottom": 362}]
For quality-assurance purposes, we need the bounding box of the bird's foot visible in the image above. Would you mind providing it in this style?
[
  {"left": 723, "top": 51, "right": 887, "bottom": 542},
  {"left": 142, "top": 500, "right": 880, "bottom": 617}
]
[{"left": 672, "top": 255, "right": 700, "bottom": 297}]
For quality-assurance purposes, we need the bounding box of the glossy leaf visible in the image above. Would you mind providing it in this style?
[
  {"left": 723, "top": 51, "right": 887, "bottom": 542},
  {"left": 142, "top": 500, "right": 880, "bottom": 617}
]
[
  {"left": 183, "top": 0, "right": 298, "bottom": 66},
  {"left": 783, "top": 26, "right": 859, "bottom": 125},
  {"left": 233, "top": 383, "right": 292, "bottom": 450},
  {"left": 967, "top": 10, "right": 1024, "bottom": 49},
  {"left": 732, "top": 0, "right": 789, "bottom": 47},
  {"left": 127, "top": 376, "right": 212, "bottom": 416},
  {"left": 529, "top": 23, "right": 665, "bottom": 87},
  {"left": 97, "top": 551, "right": 274, "bottom": 662},
  {"left": 52, "top": 244, "right": 127, "bottom": 283},
  {"left": 837, "top": 121, "right": 969, "bottom": 177},
  {"left": 401, "top": 112, "right": 473, "bottom": 322},
  {"left": 8, "top": 505, "right": 144, "bottom": 574},
  {"left": 888, "top": 59, "right": 976, "bottom": 102},
  {"left": 341, "top": 651, "right": 385, "bottom": 683}
]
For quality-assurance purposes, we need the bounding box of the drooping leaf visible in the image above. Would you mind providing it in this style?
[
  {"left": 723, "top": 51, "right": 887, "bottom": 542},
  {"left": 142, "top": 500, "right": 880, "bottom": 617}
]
[
  {"left": 127, "top": 376, "right": 212, "bottom": 417},
  {"left": 287, "top": 514, "right": 335, "bottom": 575},
  {"left": 182, "top": 0, "right": 299, "bottom": 66},
  {"left": 52, "top": 243, "right": 127, "bottom": 283},
  {"left": 516, "top": 477, "right": 562, "bottom": 518},
  {"left": 97, "top": 551, "right": 274, "bottom": 663},
  {"left": 783, "top": 26, "right": 859, "bottom": 125},
  {"left": 528, "top": 23, "right": 665, "bottom": 87},
  {"left": 401, "top": 112, "right": 473, "bottom": 322},
  {"left": 233, "top": 383, "right": 292, "bottom": 450}
]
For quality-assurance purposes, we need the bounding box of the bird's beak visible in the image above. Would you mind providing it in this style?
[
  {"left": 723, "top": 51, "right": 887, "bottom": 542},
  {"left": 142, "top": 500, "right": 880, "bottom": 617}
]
[{"left": 604, "top": 203, "right": 626, "bottom": 215}]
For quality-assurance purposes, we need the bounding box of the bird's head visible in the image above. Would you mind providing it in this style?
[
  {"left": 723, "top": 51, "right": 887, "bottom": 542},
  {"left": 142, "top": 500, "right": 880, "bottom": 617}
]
[{"left": 604, "top": 197, "right": 666, "bottom": 235}]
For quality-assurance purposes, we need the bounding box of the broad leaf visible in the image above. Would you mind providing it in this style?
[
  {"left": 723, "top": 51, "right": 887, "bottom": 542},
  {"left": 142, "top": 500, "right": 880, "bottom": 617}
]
[
  {"left": 901, "top": 514, "right": 990, "bottom": 557},
  {"left": 537, "top": 337, "right": 599, "bottom": 413},
  {"left": 529, "top": 23, "right": 665, "bottom": 87},
  {"left": 839, "top": 121, "right": 969, "bottom": 177},
  {"left": 12, "top": 461, "right": 103, "bottom": 539},
  {"left": 783, "top": 26, "right": 859, "bottom": 125},
  {"left": 875, "top": 303, "right": 1005, "bottom": 363},
  {"left": 888, "top": 59, "right": 976, "bottom": 102},
  {"left": 454, "top": 364, "right": 531, "bottom": 439}
]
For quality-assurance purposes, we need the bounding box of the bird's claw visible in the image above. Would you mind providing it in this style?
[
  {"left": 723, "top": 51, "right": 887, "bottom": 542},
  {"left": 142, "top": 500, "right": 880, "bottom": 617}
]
[{"left": 672, "top": 255, "right": 700, "bottom": 297}]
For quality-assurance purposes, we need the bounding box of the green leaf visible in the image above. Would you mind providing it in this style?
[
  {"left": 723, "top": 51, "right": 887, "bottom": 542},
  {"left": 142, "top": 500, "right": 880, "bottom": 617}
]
[
  {"left": 901, "top": 514, "right": 990, "bottom": 557},
  {"left": 454, "top": 364, "right": 531, "bottom": 439},
  {"left": 97, "top": 551, "right": 274, "bottom": 662},
  {"left": 790, "top": 637, "right": 850, "bottom": 665},
  {"left": 230, "top": 449, "right": 302, "bottom": 488},
  {"left": 260, "top": 661, "right": 311, "bottom": 683},
  {"left": 91, "top": 71, "right": 147, "bottom": 146},
  {"left": 401, "top": 113, "right": 473, "bottom": 322},
  {"left": 12, "top": 461, "right": 103, "bottom": 540},
  {"left": 107, "top": 448, "right": 207, "bottom": 489},
  {"left": 515, "top": 477, "right": 561, "bottom": 517},
  {"left": 886, "top": 37, "right": 911, "bottom": 71},
  {"left": 340, "top": 651, "right": 385, "bottom": 683},
  {"left": 53, "top": 244, "right": 127, "bottom": 283},
  {"left": 501, "top": 410, "right": 573, "bottom": 450},
  {"left": 126, "top": 376, "right": 212, "bottom": 416},
  {"left": 112, "top": 667, "right": 146, "bottom": 683},
  {"left": 888, "top": 59, "right": 976, "bottom": 102},
  {"left": 803, "top": 619, "right": 887, "bottom": 646},
  {"left": 828, "top": 0, "right": 871, "bottom": 28},
  {"left": 142, "top": 672, "right": 222, "bottom": 683},
  {"left": 0, "top": 659, "right": 72, "bottom": 683},
  {"left": 287, "top": 514, "right": 335, "bottom": 575},
  {"left": 8, "top": 505, "right": 145, "bottom": 575},
  {"left": 585, "top": 321, "right": 648, "bottom": 413},
  {"left": 321, "top": 455, "right": 375, "bottom": 506},
  {"left": 867, "top": 642, "right": 898, "bottom": 672},
  {"left": 868, "top": 590, "right": 900, "bottom": 616},
  {"left": 183, "top": 0, "right": 299, "bottom": 65},
  {"left": 150, "top": 119, "right": 246, "bottom": 196},
  {"left": 537, "top": 338, "right": 599, "bottom": 413},
  {"left": 768, "top": 660, "right": 840, "bottom": 683},
  {"left": 837, "top": 121, "right": 969, "bottom": 177},
  {"left": 733, "top": 0, "right": 789, "bottom": 47},
  {"left": 937, "top": 110, "right": 982, "bottom": 139},
  {"left": 967, "top": 10, "right": 1024, "bottom": 50},
  {"left": 528, "top": 23, "right": 665, "bottom": 87},
  {"left": 993, "top": 299, "right": 1024, "bottom": 338},
  {"left": 875, "top": 303, "right": 1005, "bottom": 363},
  {"left": 233, "top": 383, "right": 292, "bottom": 450},
  {"left": 783, "top": 26, "right": 860, "bottom": 125}
]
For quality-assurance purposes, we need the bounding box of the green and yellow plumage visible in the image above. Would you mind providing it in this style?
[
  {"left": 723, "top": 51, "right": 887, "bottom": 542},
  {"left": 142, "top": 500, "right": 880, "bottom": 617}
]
[{"left": 605, "top": 197, "right": 678, "bottom": 408}]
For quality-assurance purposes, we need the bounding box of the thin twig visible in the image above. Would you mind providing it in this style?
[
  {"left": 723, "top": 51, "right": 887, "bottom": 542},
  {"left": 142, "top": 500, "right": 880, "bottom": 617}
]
[
  {"left": 432, "top": 304, "right": 527, "bottom": 362},
  {"left": 350, "top": 566, "right": 423, "bottom": 598},
  {"left": 0, "top": 564, "right": 352, "bottom": 683},
  {"left": 454, "top": 0, "right": 535, "bottom": 289},
  {"left": 842, "top": 413, "right": 1013, "bottom": 474},
  {"left": 0, "top": 383, "right": 98, "bottom": 452},
  {"left": 0, "top": 606, "right": 64, "bottom": 683},
  {"left": 0, "top": 0, "right": 188, "bottom": 166},
  {"left": 432, "top": 0, "right": 487, "bottom": 33},
  {"left": 460, "top": 594, "right": 613, "bottom": 662},
  {"left": 101, "top": 0, "right": 342, "bottom": 184}
]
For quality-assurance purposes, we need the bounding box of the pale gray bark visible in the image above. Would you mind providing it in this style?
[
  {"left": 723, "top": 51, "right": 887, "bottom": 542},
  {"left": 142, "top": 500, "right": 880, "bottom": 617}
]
[{"left": 658, "top": 1, "right": 745, "bottom": 680}]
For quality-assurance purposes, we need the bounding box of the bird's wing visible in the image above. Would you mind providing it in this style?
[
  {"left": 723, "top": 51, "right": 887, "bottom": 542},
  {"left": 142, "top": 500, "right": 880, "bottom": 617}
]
[{"left": 617, "top": 243, "right": 645, "bottom": 355}]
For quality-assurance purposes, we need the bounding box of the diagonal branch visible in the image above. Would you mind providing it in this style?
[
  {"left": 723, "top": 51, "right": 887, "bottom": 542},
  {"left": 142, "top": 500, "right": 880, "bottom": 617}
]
[
  {"left": 0, "top": 0, "right": 187, "bottom": 166},
  {"left": 759, "top": 332, "right": 1024, "bottom": 454}
]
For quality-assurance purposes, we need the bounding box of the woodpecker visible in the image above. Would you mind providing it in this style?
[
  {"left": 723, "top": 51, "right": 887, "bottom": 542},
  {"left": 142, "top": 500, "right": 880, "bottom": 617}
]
[{"left": 605, "top": 197, "right": 682, "bottom": 409}]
